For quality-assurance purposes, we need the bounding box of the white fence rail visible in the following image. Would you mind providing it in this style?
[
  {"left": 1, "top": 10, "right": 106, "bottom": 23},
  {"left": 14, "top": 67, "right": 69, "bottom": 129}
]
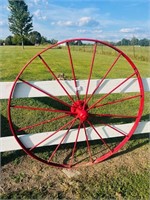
[
  {"left": 1, "top": 78, "right": 150, "bottom": 152},
  {"left": 0, "top": 78, "right": 150, "bottom": 99}
]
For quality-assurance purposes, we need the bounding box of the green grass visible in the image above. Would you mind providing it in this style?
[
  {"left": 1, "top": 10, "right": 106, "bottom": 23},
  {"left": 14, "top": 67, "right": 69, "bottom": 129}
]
[
  {"left": 1, "top": 45, "right": 149, "bottom": 199},
  {"left": 0, "top": 45, "right": 149, "bottom": 81},
  {"left": 1, "top": 170, "right": 149, "bottom": 199},
  {"left": 71, "top": 45, "right": 150, "bottom": 61}
]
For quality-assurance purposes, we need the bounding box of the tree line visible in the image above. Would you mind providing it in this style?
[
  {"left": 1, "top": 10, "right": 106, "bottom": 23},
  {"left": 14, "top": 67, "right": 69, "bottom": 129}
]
[
  {"left": 112, "top": 37, "right": 150, "bottom": 46},
  {"left": 0, "top": 33, "right": 58, "bottom": 46},
  {"left": 1, "top": 35, "right": 149, "bottom": 47},
  {"left": 67, "top": 38, "right": 150, "bottom": 46}
]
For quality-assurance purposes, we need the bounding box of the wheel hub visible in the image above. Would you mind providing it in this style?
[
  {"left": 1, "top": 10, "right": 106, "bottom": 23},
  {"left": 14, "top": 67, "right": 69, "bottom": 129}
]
[{"left": 71, "top": 100, "right": 88, "bottom": 122}]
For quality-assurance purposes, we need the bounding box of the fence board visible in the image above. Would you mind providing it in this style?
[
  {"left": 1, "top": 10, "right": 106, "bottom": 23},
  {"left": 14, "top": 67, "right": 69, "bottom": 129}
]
[
  {"left": 0, "top": 78, "right": 150, "bottom": 99},
  {"left": 0, "top": 121, "right": 149, "bottom": 152},
  {"left": 1, "top": 78, "right": 149, "bottom": 152}
]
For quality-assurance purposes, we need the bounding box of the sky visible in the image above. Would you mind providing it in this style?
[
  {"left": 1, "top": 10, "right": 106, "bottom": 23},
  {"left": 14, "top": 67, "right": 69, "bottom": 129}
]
[{"left": 0, "top": 0, "right": 150, "bottom": 41}]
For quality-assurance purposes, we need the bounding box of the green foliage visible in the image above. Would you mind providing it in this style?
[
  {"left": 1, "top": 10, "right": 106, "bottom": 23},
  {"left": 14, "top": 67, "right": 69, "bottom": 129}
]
[
  {"left": 139, "top": 38, "right": 150, "bottom": 46},
  {"left": 51, "top": 38, "right": 58, "bottom": 44},
  {"left": 41, "top": 36, "right": 48, "bottom": 44},
  {"left": 5, "top": 35, "right": 13, "bottom": 45},
  {"left": 131, "top": 36, "right": 139, "bottom": 45},
  {"left": 67, "top": 40, "right": 83, "bottom": 46},
  {"left": 11, "top": 35, "right": 32, "bottom": 45},
  {"left": 28, "top": 31, "right": 42, "bottom": 45},
  {"left": 0, "top": 39, "right": 4, "bottom": 45},
  {"left": 8, "top": 0, "right": 33, "bottom": 47},
  {"left": 121, "top": 38, "right": 131, "bottom": 45},
  {"left": 0, "top": 35, "right": 58, "bottom": 46},
  {"left": 11, "top": 35, "right": 22, "bottom": 45},
  {"left": 116, "top": 37, "right": 150, "bottom": 46}
]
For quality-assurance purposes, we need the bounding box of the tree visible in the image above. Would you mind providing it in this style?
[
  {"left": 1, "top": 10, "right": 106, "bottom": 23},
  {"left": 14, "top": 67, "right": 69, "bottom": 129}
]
[
  {"left": 116, "top": 41, "right": 121, "bottom": 46},
  {"left": 0, "top": 39, "right": 4, "bottom": 45},
  {"left": 51, "top": 39, "right": 58, "bottom": 44},
  {"left": 5, "top": 35, "right": 13, "bottom": 45},
  {"left": 41, "top": 36, "right": 47, "bottom": 44},
  {"left": 131, "top": 36, "right": 139, "bottom": 46},
  {"left": 12, "top": 35, "right": 22, "bottom": 45},
  {"left": 139, "top": 38, "right": 150, "bottom": 46},
  {"left": 29, "top": 31, "right": 42, "bottom": 45},
  {"left": 8, "top": 0, "right": 33, "bottom": 48},
  {"left": 69, "top": 41, "right": 76, "bottom": 45},
  {"left": 75, "top": 40, "right": 83, "bottom": 45},
  {"left": 11, "top": 34, "right": 32, "bottom": 45},
  {"left": 121, "top": 38, "right": 131, "bottom": 46}
]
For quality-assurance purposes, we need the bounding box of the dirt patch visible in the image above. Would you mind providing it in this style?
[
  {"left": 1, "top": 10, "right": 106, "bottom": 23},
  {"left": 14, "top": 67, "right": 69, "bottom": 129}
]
[{"left": 1, "top": 137, "right": 149, "bottom": 199}]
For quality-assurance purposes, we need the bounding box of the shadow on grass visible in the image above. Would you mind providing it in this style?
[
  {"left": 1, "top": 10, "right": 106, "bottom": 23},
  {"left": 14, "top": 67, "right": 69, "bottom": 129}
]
[
  {"left": 35, "top": 96, "right": 150, "bottom": 126},
  {"left": 1, "top": 106, "right": 149, "bottom": 166},
  {"left": 1, "top": 114, "right": 11, "bottom": 137},
  {"left": 35, "top": 96, "right": 70, "bottom": 112},
  {"left": 1, "top": 115, "right": 27, "bottom": 166},
  {"left": 106, "top": 133, "right": 149, "bottom": 162},
  {"left": 1, "top": 131, "right": 149, "bottom": 167}
]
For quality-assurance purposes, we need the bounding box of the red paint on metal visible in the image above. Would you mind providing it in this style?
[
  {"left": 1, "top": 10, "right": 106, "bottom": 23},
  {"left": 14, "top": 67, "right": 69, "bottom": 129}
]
[
  {"left": 19, "top": 78, "right": 71, "bottom": 108},
  {"left": 85, "top": 52, "right": 122, "bottom": 105},
  {"left": 88, "top": 71, "right": 137, "bottom": 111},
  {"left": 38, "top": 55, "right": 75, "bottom": 103},
  {"left": 71, "top": 100, "right": 88, "bottom": 122},
  {"left": 84, "top": 42, "right": 97, "bottom": 107},
  {"left": 67, "top": 42, "right": 80, "bottom": 100}
]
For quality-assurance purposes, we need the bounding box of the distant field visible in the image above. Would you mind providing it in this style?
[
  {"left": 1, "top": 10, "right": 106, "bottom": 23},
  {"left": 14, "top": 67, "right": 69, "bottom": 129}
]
[
  {"left": 71, "top": 44, "right": 149, "bottom": 62},
  {"left": 0, "top": 45, "right": 149, "bottom": 81}
]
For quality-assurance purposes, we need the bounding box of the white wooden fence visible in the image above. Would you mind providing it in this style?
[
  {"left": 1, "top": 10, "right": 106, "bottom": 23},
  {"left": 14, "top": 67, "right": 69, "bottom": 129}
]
[{"left": 0, "top": 78, "right": 150, "bottom": 152}]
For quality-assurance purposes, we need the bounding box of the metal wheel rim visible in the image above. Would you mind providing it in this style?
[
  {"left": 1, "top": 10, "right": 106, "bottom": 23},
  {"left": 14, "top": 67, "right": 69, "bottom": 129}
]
[{"left": 8, "top": 38, "right": 144, "bottom": 168}]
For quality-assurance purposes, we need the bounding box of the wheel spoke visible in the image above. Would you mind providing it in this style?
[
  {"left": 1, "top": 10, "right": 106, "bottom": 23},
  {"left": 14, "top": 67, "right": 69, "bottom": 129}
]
[
  {"left": 85, "top": 53, "right": 122, "bottom": 105},
  {"left": 66, "top": 42, "right": 80, "bottom": 100},
  {"left": 87, "top": 120, "right": 112, "bottom": 151},
  {"left": 94, "top": 94, "right": 141, "bottom": 108},
  {"left": 38, "top": 55, "right": 75, "bottom": 103},
  {"left": 105, "top": 123, "right": 127, "bottom": 136},
  {"left": 19, "top": 78, "right": 71, "bottom": 108},
  {"left": 88, "top": 72, "right": 136, "bottom": 111},
  {"left": 83, "top": 42, "right": 97, "bottom": 107},
  {"left": 29, "top": 117, "right": 77, "bottom": 151},
  {"left": 47, "top": 117, "right": 77, "bottom": 162},
  {"left": 18, "top": 114, "right": 69, "bottom": 132},
  {"left": 11, "top": 105, "right": 72, "bottom": 114},
  {"left": 83, "top": 122, "right": 93, "bottom": 162},
  {"left": 69, "top": 122, "right": 82, "bottom": 167},
  {"left": 96, "top": 120, "right": 127, "bottom": 136}
]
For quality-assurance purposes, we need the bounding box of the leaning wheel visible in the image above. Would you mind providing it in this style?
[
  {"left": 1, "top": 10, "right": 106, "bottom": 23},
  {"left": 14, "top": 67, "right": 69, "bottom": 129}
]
[{"left": 8, "top": 38, "right": 144, "bottom": 168}]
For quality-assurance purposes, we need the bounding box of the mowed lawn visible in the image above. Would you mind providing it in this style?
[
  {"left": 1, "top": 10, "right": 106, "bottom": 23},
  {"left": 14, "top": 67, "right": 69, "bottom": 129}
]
[
  {"left": 0, "top": 45, "right": 149, "bottom": 199},
  {"left": 0, "top": 45, "right": 149, "bottom": 81}
]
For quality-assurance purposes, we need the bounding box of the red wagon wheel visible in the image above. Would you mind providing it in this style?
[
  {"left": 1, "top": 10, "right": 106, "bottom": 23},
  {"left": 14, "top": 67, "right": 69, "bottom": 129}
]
[{"left": 8, "top": 38, "right": 144, "bottom": 168}]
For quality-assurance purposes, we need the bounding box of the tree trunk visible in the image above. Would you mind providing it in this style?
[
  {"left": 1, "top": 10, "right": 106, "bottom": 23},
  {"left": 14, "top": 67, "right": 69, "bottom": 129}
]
[{"left": 21, "top": 36, "right": 24, "bottom": 49}]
